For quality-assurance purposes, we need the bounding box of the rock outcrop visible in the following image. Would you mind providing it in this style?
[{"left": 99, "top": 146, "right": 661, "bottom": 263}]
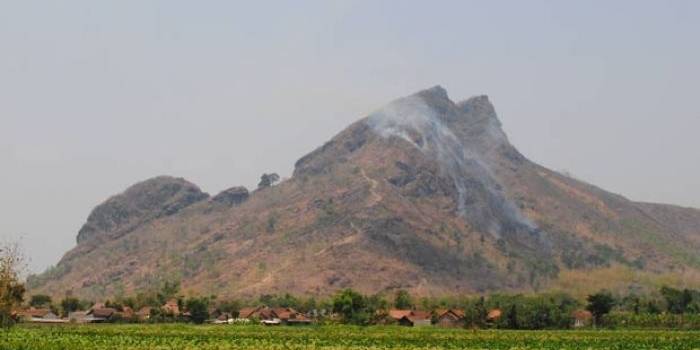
[
  {"left": 76, "top": 176, "right": 208, "bottom": 243},
  {"left": 212, "top": 186, "right": 249, "bottom": 206}
]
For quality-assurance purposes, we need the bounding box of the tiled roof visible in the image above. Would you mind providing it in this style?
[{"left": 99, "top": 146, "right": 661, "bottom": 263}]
[
  {"left": 487, "top": 309, "right": 502, "bottom": 320},
  {"left": 20, "top": 308, "right": 51, "bottom": 318},
  {"left": 239, "top": 306, "right": 263, "bottom": 319},
  {"left": 90, "top": 308, "right": 117, "bottom": 318},
  {"left": 388, "top": 309, "right": 413, "bottom": 320},
  {"left": 406, "top": 310, "right": 431, "bottom": 321},
  {"left": 572, "top": 310, "right": 592, "bottom": 319}
]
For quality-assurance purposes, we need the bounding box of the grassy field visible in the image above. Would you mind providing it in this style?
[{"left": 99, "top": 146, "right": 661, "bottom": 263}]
[{"left": 2, "top": 324, "right": 700, "bottom": 350}]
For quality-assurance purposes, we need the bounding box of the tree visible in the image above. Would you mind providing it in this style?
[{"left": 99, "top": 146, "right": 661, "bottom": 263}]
[
  {"left": 505, "top": 304, "right": 519, "bottom": 329},
  {"left": 660, "top": 286, "right": 692, "bottom": 314},
  {"left": 216, "top": 299, "right": 241, "bottom": 318},
  {"left": 332, "top": 289, "right": 370, "bottom": 325},
  {"left": 61, "top": 297, "right": 82, "bottom": 316},
  {"left": 463, "top": 297, "right": 487, "bottom": 328},
  {"left": 366, "top": 294, "right": 389, "bottom": 323},
  {"left": 185, "top": 297, "right": 210, "bottom": 324},
  {"left": 258, "top": 173, "right": 280, "bottom": 189},
  {"left": 277, "top": 293, "right": 300, "bottom": 308},
  {"left": 394, "top": 289, "right": 412, "bottom": 309},
  {"left": 586, "top": 291, "right": 616, "bottom": 326},
  {"left": 0, "top": 242, "right": 26, "bottom": 328},
  {"left": 300, "top": 297, "right": 317, "bottom": 314},
  {"left": 30, "top": 294, "right": 52, "bottom": 307},
  {"left": 157, "top": 280, "right": 181, "bottom": 305},
  {"left": 259, "top": 294, "right": 276, "bottom": 306}
]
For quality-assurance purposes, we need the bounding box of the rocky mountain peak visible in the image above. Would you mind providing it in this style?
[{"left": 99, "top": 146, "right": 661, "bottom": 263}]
[
  {"left": 413, "top": 85, "right": 450, "bottom": 105},
  {"left": 212, "top": 186, "right": 249, "bottom": 206},
  {"left": 28, "top": 87, "right": 700, "bottom": 300},
  {"left": 76, "top": 176, "right": 208, "bottom": 243},
  {"left": 367, "top": 87, "right": 542, "bottom": 245},
  {"left": 457, "top": 95, "right": 495, "bottom": 116}
]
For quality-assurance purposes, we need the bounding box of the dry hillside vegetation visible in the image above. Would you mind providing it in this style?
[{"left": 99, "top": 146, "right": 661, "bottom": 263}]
[{"left": 28, "top": 86, "right": 700, "bottom": 300}]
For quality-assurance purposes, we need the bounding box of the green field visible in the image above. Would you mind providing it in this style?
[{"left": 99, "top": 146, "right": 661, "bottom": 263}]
[{"left": 2, "top": 325, "right": 700, "bottom": 350}]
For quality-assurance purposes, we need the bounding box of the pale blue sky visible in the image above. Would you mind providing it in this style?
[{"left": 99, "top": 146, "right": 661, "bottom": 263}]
[{"left": 1, "top": 1, "right": 699, "bottom": 272}]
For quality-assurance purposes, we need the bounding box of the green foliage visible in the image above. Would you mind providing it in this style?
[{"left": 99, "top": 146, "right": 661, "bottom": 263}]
[
  {"left": 332, "top": 289, "right": 373, "bottom": 325},
  {"left": 157, "top": 280, "right": 181, "bottom": 305},
  {"left": 60, "top": 297, "right": 82, "bottom": 316},
  {"left": 185, "top": 297, "right": 210, "bottom": 324},
  {"left": 505, "top": 304, "right": 518, "bottom": 329},
  {"left": 366, "top": 294, "right": 390, "bottom": 323},
  {"left": 0, "top": 242, "right": 26, "bottom": 328},
  {"left": 586, "top": 291, "right": 616, "bottom": 325},
  {"left": 29, "top": 294, "right": 52, "bottom": 307},
  {"left": 257, "top": 173, "right": 280, "bottom": 189},
  {"left": 3, "top": 325, "right": 700, "bottom": 349},
  {"left": 463, "top": 296, "right": 487, "bottom": 328},
  {"left": 466, "top": 293, "right": 580, "bottom": 330},
  {"left": 215, "top": 299, "right": 241, "bottom": 318},
  {"left": 257, "top": 293, "right": 301, "bottom": 309},
  {"left": 393, "top": 290, "right": 412, "bottom": 309},
  {"left": 660, "top": 286, "right": 699, "bottom": 314},
  {"left": 300, "top": 297, "right": 317, "bottom": 314},
  {"left": 602, "top": 312, "right": 700, "bottom": 329},
  {"left": 148, "top": 307, "right": 179, "bottom": 324}
]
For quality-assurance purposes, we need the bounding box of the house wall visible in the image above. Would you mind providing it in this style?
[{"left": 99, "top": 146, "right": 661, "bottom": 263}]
[
  {"left": 412, "top": 319, "right": 432, "bottom": 327},
  {"left": 437, "top": 316, "right": 461, "bottom": 328}
]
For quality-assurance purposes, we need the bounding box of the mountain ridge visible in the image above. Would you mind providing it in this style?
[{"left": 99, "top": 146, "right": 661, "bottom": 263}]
[{"left": 28, "top": 86, "right": 700, "bottom": 300}]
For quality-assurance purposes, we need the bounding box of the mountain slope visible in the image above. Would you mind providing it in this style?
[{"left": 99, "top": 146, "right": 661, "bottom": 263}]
[{"left": 28, "top": 86, "right": 700, "bottom": 299}]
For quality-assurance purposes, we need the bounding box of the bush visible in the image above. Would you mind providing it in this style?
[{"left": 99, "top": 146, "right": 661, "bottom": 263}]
[
  {"left": 29, "top": 294, "right": 52, "bottom": 307},
  {"left": 185, "top": 297, "right": 210, "bottom": 324},
  {"left": 332, "top": 289, "right": 372, "bottom": 325},
  {"left": 0, "top": 242, "right": 26, "bottom": 328}
]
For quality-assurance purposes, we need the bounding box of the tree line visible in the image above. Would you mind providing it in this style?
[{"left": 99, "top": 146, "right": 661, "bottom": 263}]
[
  {"left": 13, "top": 284, "right": 700, "bottom": 329},
  {"left": 4, "top": 243, "right": 700, "bottom": 329}
]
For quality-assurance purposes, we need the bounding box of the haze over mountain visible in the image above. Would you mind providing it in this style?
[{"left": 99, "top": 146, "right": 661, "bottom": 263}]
[{"left": 28, "top": 87, "right": 700, "bottom": 299}]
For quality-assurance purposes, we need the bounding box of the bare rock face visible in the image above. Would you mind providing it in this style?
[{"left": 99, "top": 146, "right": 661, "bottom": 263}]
[
  {"left": 212, "top": 186, "right": 249, "bottom": 206},
  {"left": 76, "top": 176, "right": 208, "bottom": 243}
]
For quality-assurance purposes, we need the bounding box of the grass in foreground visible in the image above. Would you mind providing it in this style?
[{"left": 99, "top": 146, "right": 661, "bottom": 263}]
[{"left": 2, "top": 324, "right": 700, "bottom": 350}]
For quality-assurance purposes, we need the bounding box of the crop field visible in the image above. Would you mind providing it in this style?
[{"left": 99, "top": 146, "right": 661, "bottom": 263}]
[{"left": 2, "top": 324, "right": 700, "bottom": 350}]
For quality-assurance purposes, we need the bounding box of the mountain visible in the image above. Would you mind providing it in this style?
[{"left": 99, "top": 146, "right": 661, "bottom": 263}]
[{"left": 28, "top": 86, "right": 700, "bottom": 299}]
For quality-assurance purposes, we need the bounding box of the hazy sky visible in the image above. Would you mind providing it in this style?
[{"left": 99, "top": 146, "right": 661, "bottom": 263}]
[{"left": 2, "top": 1, "right": 699, "bottom": 273}]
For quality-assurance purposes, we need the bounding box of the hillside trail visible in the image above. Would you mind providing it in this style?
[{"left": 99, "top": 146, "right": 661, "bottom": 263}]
[{"left": 360, "top": 168, "right": 383, "bottom": 206}]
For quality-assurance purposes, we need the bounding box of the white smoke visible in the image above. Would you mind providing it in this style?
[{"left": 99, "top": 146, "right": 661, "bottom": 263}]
[{"left": 366, "top": 94, "right": 539, "bottom": 240}]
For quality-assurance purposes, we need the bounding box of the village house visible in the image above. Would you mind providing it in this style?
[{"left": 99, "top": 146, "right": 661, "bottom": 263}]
[
  {"left": 17, "top": 307, "right": 65, "bottom": 323},
  {"left": 387, "top": 309, "right": 413, "bottom": 322},
  {"left": 121, "top": 306, "right": 135, "bottom": 319},
  {"left": 68, "top": 311, "right": 88, "bottom": 323},
  {"left": 162, "top": 299, "right": 180, "bottom": 315},
  {"left": 90, "top": 302, "right": 106, "bottom": 310},
  {"left": 213, "top": 312, "right": 234, "bottom": 324},
  {"left": 572, "top": 310, "right": 593, "bottom": 328},
  {"left": 86, "top": 307, "right": 118, "bottom": 323},
  {"left": 435, "top": 309, "right": 465, "bottom": 328},
  {"left": 389, "top": 310, "right": 432, "bottom": 327},
  {"left": 18, "top": 307, "right": 51, "bottom": 320},
  {"left": 136, "top": 306, "right": 152, "bottom": 320},
  {"left": 238, "top": 306, "right": 311, "bottom": 325},
  {"left": 272, "top": 307, "right": 311, "bottom": 325},
  {"left": 238, "top": 306, "right": 265, "bottom": 320}
]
